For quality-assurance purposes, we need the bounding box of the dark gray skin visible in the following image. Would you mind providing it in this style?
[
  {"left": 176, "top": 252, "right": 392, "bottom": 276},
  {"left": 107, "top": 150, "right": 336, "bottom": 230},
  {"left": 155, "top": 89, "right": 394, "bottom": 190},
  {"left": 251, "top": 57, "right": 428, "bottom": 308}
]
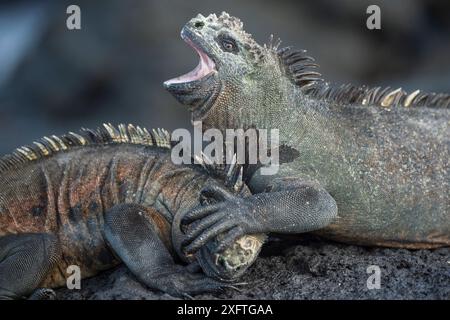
[
  {"left": 0, "top": 124, "right": 259, "bottom": 299},
  {"left": 164, "top": 12, "right": 449, "bottom": 254}
]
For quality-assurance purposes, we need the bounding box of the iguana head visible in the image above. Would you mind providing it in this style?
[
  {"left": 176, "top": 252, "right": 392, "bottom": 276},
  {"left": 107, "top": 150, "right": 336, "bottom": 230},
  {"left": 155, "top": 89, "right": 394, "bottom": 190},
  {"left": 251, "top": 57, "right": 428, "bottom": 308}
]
[{"left": 164, "top": 12, "right": 291, "bottom": 126}]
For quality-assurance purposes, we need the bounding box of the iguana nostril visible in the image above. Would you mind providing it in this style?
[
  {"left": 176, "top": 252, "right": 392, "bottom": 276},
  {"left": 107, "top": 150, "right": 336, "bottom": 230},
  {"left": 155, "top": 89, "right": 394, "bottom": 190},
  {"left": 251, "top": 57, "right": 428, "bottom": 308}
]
[{"left": 194, "top": 21, "right": 204, "bottom": 29}]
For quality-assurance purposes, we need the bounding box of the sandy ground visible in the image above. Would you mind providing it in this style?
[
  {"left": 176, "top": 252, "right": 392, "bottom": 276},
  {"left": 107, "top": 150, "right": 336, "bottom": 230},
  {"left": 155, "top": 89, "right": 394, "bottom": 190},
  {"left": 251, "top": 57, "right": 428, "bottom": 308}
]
[{"left": 57, "top": 236, "right": 449, "bottom": 300}]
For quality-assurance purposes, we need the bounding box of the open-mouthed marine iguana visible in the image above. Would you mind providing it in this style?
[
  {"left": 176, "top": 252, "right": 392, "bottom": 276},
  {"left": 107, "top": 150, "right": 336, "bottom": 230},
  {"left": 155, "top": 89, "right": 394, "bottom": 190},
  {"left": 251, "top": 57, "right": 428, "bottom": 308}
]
[
  {"left": 164, "top": 12, "right": 449, "bottom": 254},
  {"left": 0, "top": 123, "right": 267, "bottom": 299}
]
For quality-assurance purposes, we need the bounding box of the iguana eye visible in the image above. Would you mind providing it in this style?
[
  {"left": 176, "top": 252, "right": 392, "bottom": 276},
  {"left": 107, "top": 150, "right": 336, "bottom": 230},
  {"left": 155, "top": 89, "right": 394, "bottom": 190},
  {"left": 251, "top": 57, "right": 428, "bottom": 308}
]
[
  {"left": 222, "top": 40, "right": 236, "bottom": 52},
  {"left": 218, "top": 35, "right": 239, "bottom": 53}
]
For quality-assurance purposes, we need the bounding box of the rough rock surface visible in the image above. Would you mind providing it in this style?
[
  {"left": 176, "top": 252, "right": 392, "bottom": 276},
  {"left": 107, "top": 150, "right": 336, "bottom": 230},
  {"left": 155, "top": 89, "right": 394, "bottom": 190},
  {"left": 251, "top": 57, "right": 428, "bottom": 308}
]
[{"left": 57, "top": 236, "right": 450, "bottom": 300}]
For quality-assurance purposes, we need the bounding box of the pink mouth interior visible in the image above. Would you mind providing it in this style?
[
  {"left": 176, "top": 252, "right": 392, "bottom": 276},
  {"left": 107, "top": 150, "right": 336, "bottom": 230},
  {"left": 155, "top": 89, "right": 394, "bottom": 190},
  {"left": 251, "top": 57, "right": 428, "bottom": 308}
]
[{"left": 164, "top": 38, "right": 216, "bottom": 85}]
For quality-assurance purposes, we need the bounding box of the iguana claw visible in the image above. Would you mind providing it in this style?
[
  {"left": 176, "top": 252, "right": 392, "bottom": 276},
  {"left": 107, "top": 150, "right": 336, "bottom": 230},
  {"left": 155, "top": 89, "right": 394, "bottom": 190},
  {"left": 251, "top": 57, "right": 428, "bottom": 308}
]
[
  {"left": 28, "top": 288, "right": 56, "bottom": 300},
  {"left": 181, "top": 198, "right": 254, "bottom": 255}
]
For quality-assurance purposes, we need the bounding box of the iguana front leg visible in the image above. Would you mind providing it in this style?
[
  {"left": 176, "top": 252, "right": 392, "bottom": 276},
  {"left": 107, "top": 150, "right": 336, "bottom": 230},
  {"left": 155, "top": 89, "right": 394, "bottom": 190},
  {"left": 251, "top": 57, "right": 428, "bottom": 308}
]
[
  {"left": 103, "top": 203, "right": 235, "bottom": 297},
  {"left": 181, "top": 174, "right": 338, "bottom": 255},
  {"left": 0, "top": 233, "right": 61, "bottom": 300}
]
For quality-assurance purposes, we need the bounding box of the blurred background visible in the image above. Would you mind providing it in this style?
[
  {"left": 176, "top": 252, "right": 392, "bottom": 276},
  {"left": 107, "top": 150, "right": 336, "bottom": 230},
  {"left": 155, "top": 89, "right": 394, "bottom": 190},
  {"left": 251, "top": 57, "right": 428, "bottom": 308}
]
[{"left": 0, "top": 0, "right": 449, "bottom": 154}]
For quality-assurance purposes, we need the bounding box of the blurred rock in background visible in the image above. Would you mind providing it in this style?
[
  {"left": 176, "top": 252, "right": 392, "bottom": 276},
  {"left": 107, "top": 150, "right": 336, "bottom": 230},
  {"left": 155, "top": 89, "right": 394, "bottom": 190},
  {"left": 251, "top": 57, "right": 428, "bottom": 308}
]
[{"left": 0, "top": 0, "right": 449, "bottom": 154}]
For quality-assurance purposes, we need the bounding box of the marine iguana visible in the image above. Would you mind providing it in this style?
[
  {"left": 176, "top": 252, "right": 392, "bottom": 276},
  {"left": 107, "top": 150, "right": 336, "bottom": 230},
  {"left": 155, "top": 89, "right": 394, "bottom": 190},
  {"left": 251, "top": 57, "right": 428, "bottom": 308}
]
[
  {"left": 164, "top": 12, "right": 450, "bottom": 253},
  {"left": 0, "top": 123, "right": 266, "bottom": 299}
]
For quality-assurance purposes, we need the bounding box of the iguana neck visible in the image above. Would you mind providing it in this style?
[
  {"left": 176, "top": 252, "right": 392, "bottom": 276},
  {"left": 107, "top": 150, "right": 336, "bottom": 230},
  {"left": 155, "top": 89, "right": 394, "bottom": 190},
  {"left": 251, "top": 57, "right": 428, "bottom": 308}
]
[{"left": 201, "top": 73, "right": 336, "bottom": 152}]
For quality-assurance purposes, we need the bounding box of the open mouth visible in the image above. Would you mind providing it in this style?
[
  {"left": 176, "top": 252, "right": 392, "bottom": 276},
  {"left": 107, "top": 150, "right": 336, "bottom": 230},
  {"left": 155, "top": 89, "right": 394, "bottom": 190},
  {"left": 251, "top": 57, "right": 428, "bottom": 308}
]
[{"left": 164, "top": 33, "right": 216, "bottom": 86}]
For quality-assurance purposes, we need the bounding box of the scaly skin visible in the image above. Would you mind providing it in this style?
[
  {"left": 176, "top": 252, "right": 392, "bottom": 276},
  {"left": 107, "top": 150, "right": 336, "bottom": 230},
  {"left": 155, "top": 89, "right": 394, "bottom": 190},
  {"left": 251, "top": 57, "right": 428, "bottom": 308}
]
[
  {"left": 0, "top": 124, "right": 264, "bottom": 299},
  {"left": 164, "top": 12, "right": 449, "bottom": 251}
]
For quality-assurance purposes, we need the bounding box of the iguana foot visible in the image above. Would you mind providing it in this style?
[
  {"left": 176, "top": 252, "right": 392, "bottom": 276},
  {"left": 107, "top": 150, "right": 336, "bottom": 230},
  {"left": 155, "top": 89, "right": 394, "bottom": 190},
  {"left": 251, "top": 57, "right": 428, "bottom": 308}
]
[
  {"left": 181, "top": 185, "right": 259, "bottom": 255},
  {"left": 154, "top": 264, "right": 239, "bottom": 298},
  {"left": 28, "top": 288, "right": 56, "bottom": 300},
  {"left": 181, "top": 201, "right": 250, "bottom": 254}
]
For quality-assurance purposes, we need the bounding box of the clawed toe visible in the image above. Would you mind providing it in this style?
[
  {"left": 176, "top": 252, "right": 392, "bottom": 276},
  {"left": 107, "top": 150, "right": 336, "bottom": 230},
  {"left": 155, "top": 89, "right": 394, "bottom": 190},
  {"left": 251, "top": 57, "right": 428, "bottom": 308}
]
[{"left": 28, "top": 288, "right": 56, "bottom": 300}]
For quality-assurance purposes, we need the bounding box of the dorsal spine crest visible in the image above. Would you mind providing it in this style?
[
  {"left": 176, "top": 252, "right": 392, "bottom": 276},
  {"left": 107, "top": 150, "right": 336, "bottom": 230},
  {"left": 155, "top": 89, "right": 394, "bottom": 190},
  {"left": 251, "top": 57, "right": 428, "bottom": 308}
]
[{"left": 0, "top": 123, "right": 171, "bottom": 174}]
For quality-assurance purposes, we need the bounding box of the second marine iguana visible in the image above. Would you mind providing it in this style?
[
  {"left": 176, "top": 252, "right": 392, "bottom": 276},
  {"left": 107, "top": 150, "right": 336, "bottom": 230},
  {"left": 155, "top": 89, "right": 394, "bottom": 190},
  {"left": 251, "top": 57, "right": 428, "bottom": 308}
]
[
  {"left": 0, "top": 123, "right": 266, "bottom": 299},
  {"left": 164, "top": 12, "right": 450, "bottom": 253}
]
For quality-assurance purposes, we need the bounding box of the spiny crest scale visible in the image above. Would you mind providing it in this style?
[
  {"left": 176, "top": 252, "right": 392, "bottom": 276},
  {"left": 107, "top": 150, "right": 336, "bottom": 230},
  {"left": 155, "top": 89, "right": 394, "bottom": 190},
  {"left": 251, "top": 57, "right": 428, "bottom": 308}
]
[
  {"left": 0, "top": 124, "right": 171, "bottom": 174},
  {"left": 276, "top": 45, "right": 450, "bottom": 109}
]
